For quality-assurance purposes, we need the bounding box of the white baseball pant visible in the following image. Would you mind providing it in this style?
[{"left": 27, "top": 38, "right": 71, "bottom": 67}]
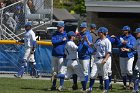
[
  {"left": 24, "top": 47, "right": 35, "bottom": 63},
  {"left": 79, "top": 59, "right": 90, "bottom": 76},
  {"left": 52, "top": 56, "right": 64, "bottom": 74},
  {"left": 119, "top": 57, "right": 134, "bottom": 76},
  {"left": 65, "top": 59, "right": 85, "bottom": 81},
  {"left": 90, "top": 57, "right": 110, "bottom": 80}
]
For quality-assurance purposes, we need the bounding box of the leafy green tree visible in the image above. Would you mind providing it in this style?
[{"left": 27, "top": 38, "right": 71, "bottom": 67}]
[
  {"left": 72, "top": 0, "right": 86, "bottom": 16},
  {"left": 53, "top": 0, "right": 86, "bottom": 16}
]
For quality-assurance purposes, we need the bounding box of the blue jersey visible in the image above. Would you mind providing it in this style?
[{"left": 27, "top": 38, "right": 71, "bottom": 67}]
[
  {"left": 51, "top": 31, "right": 67, "bottom": 58},
  {"left": 78, "top": 30, "right": 93, "bottom": 60},
  {"left": 106, "top": 35, "right": 116, "bottom": 44},
  {"left": 117, "top": 34, "right": 136, "bottom": 58}
]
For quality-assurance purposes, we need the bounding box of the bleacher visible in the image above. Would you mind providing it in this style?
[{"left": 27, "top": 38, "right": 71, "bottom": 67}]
[
  {"left": 0, "top": 0, "right": 53, "bottom": 40},
  {"left": 0, "top": 0, "right": 53, "bottom": 75}
]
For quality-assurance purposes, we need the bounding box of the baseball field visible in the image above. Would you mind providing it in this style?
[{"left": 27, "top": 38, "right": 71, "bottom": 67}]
[{"left": 0, "top": 78, "right": 131, "bottom": 93}]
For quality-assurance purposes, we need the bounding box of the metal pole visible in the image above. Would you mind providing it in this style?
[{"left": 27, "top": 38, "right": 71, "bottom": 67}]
[
  {"left": 50, "top": 0, "right": 53, "bottom": 25},
  {"left": 24, "top": 0, "right": 28, "bottom": 22}
]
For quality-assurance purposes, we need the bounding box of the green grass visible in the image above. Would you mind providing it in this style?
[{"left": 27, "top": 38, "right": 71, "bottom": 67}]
[{"left": 0, "top": 78, "right": 132, "bottom": 93}]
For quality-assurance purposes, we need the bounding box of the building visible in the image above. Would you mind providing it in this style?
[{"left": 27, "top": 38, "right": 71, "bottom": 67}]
[{"left": 85, "top": 0, "right": 140, "bottom": 35}]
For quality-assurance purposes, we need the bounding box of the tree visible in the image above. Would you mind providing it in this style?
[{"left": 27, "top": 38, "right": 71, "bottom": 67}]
[
  {"left": 72, "top": 0, "right": 86, "bottom": 16},
  {"left": 53, "top": 0, "right": 86, "bottom": 16}
]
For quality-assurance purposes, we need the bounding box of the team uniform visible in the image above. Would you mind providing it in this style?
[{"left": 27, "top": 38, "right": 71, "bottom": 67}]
[
  {"left": 65, "top": 41, "right": 85, "bottom": 80},
  {"left": 76, "top": 22, "right": 93, "bottom": 88},
  {"left": 56, "top": 31, "right": 86, "bottom": 92},
  {"left": 51, "top": 22, "right": 67, "bottom": 90},
  {"left": 117, "top": 26, "right": 136, "bottom": 88},
  {"left": 132, "top": 28, "right": 140, "bottom": 93},
  {"left": 78, "top": 30, "right": 93, "bottom": 86},
  {"left": 87, "top": 27, "right": 112, "bottom": 93},
  {"left": 51, "top": 31, "right": 67, "bottom": 74},
  {"left": 14, "top": 22, "right": 37, "bottom": 78},
  {"left": 106, "top": 35, "right": 116, "bottom": 88},
  {"left": 90, "top": 24, "right": 98, "bottom": 72}
]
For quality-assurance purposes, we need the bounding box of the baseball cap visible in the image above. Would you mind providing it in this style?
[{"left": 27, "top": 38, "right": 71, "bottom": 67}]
[
  {"left": 57, "top": 22, "right": 64, "bottom": 27},
  {"left": 90, "top": 24, "right": 96, "bottom": 28},
  {"left": 135, "top": 28, "right": 140, "bottom": 33},
  {"left": 97, "top": 27, "right": 108, "bottom": 33},
  {"left": 67, "top": 31, "right": 76, "bottom": 37},
  {"left": 80, "top": 22, "right": 87, "bottom": 28},
  {"left": 122, "top": 26, "right": 130, "bottom": 31},
  {"left": 25, "top": 22, "right": 32, "bottom": 27}
]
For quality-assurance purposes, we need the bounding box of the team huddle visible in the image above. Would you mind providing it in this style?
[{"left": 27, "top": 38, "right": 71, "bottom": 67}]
[
  {"left": 13, "top": 21, "right": 140, "bottom": 93},
  {"left": 50, "top": 21, "right": 140, "bottom": 93}
]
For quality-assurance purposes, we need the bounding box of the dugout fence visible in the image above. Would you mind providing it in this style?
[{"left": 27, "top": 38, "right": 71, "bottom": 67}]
[{"left": 0, "top": 41, "right": 53, "bottom": 76}]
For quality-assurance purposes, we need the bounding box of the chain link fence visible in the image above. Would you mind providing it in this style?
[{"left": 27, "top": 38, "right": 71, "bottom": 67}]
[{"left": 0, "top": 0, "right": 53, "bottom": 40}]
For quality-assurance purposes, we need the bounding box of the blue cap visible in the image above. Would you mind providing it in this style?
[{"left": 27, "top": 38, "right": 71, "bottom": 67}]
[
  {"left": 90, "top": 24, "right": 96, "bottom": 28},
  {"left": 122, "top": 26, "right": 130, "bottom": 31},
  {"left": 97, "top": 27, "right": 108, "bottom": 33},
  {"left": 67, "top": 31, "right": 76, "bottom": 37},
  {"left": 57, "top": 22, "right": 64, "bottom": 27},
  {"left": 80, "top": 22, "right": 87, "bottom": 28},
  {"left": 135, "top": 28, "right": 140, "bottom": 33},
  {"left": 25, "top": 22, "right": 32, "bottom": 26},
  {"left": 16, "top": 6, "right": 21, "bottom": 10}
]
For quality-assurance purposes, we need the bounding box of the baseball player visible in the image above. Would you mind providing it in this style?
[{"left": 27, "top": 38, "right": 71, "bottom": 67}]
[
  {"left": 118, "top": 26, "right": 136, "bottom": 89},
  {"left": 98, "top": 29, "right": 117, "bottom": 90},
  {"left": 51, "top": 21, "right": 67, "bottom": 90},
  {"left": 132, "top": 28, "right": 140, "bottom": 93},
  {"left": 56, "top": 31, "right": 86, "bottom": 92},
  {"left": 87, "top": 27, "right": 112, "bottom": 93},
  {"left": 90, "top": 24, "right": 98, "bottom": 44},
  {"left": 77, "top": 22, "right": 93, "bottom": 88},
  {"left": 14, "top": 22, "right": 37, "bottom": 78}
]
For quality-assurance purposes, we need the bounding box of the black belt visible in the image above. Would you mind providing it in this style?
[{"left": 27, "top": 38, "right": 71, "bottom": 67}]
[
  {"left": 97, "top": 57, "right": 105, "bottom": 59},
  {"left": 71, "top": 59, "right": 77, "bottom": 61}
]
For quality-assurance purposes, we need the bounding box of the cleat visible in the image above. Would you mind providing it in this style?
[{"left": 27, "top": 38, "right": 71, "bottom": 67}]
[
  {"left": 102, "top": 90, "right": 108, "bottom": 93},
  {"left": 72, "top": 84, "right": 78, "bottom": 90},
  {"left": 129, "top": 82, "right": 134, "bottom": 90},
  {"left": 14, "top": 74, "right": 21, "bottom": 78},
  {"left": 86, "top": 88, "right": 92, "bottom": 93},
  {"left": 51, "top": 86, "right": 57, "bottom": 91},
  {"left": 58, "top": 86, "right": 63, "bottom": 91},
  {"left": 109, "top": 84, "right": 112, "bottom": 90},
  {"left": 99, "top": 84, "right": 104, "bottom": 90}
]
